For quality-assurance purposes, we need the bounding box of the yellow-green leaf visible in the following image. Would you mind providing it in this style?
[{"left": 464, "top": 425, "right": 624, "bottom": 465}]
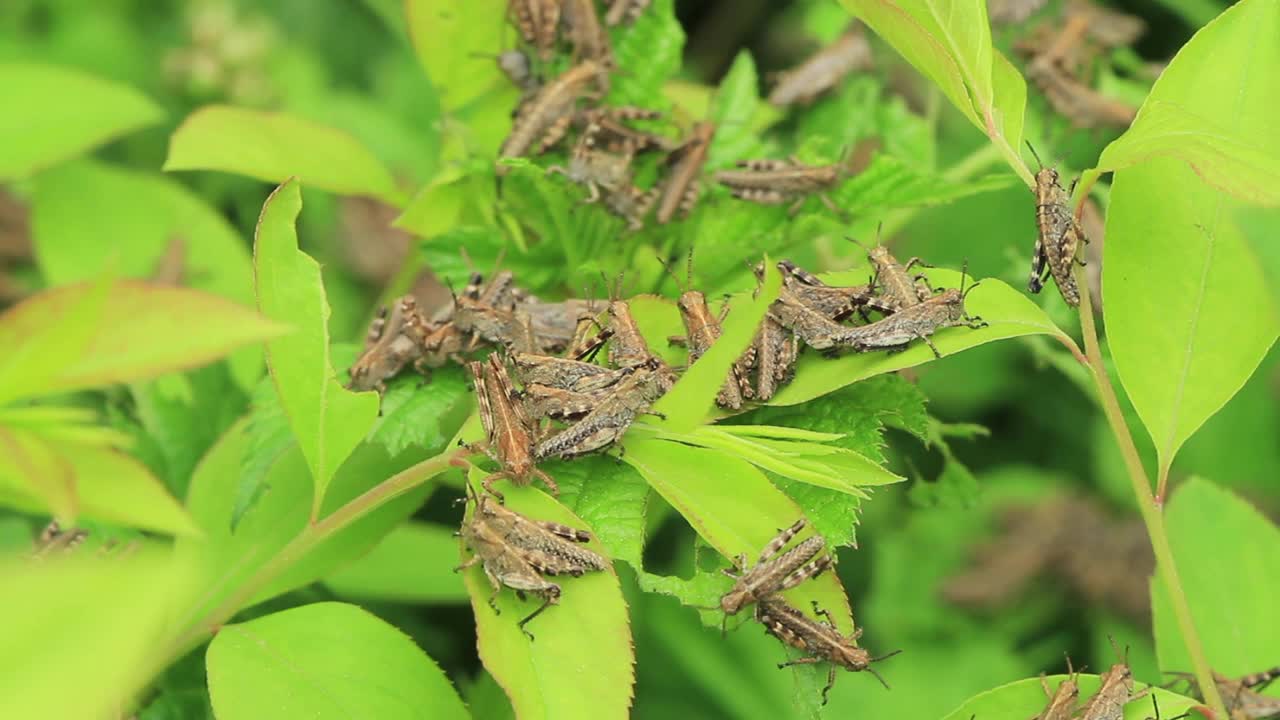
[
  {"left": 406, "top": 0, "right": 509, "bottom": 111},
  {"left": 253, "top": 180, "right": 380, "bottom": 514},
  {"left": 0, "top": 281, "right": 287, "bottom": 406},
  {"left": 166, "top": 106, "right": 403, "bottom": 204},
  {"left": 0, "top": 62, "right": 163, "bottom": 180}
]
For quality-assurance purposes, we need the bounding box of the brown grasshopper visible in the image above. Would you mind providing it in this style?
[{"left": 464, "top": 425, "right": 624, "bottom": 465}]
[
  {"left": 663, "top": 254, "right": 751, "bottom": 409},
  {"left": 746, "top": 316, "right": 798, "bottom": 402},
  {"left": 507, "top": 0, "right": 560, "bottom": 61},
  {"left": 850, "top": 231, "right": 934, "bottom": 312},
  {"left": 468, "top": 355, "right": 558, "bottom": 501},
  {"left": 1027, "top": 143, "right": 1088, "bottom": 306},
  {"left": 775, "top": 260, "right": 876, "bottom": 321},
  {"left": 499, "top": 60, "right": 605, "bottom": 172},
  {"left": 348, "top": 295, "right": 427, "bottom": 393},
  {"left": 31, "top": 520, "right": 88, "bottom": 559},
  {"left": 1033, "top": 656, "right": 1083, "bottom": 720},
  {"left": 767, "top": 25, "right": 873, "bottom": 107},
  {"left": 604, "top": 0, "right": 649, "bottom": 26},
  {"left": 755, "top": 597, "right": 900, "bottom": 705},
  {"left": 1172, "top": 668, "right": 1280, "bottom": 720},
  {"left": 533, "top": 358, "right": 672, "bottom": 460},
  {"left": 520, "top": 382, "right": 615, "bottom": 420},
  {"left": 547, "top": 122, "right": 637, "bottom": 204},
  {"left": 829, "top": 275, "right": 988, "bottom": 357},
  {"left": 562, "top": 0, "right": 612, "bottom": 65},
  {"left": 988, "top": 0, "right": 1049, "bottom": 25},
  {"left": 576, "top": 293, "right": 671, "bottom": 373},
  {"left": 520, "top": 298, "right": 606, "bottom": 353},
  {"left": 575, "top": 106, "right": 674, "bottom": 155},
  {"left": 510, "top": 351, "right": 631, "bottom": 392},
  {"left": 1028, "top": 62, "right": 1137, "bottom": 129},
  {"left": 603, "top": 184, "right": 657, "bottom": 231},
  {"left": 719, "top": 519, "right": 831, "bottom": 624},
  {"left": 714, "top": 138, "right": 879, "bottom": 215},
  {"left": 456, "top": 483, "right": 607, "bottom": 638},
  {"left": 655, "top": 121, "right": 716, "bottom": 224},
  {"left": 1080, "top": 641, "right": 1144, "bottom": 720}
]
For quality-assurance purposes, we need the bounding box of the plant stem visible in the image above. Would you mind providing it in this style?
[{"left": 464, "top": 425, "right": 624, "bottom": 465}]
[
  {"left": 163, "top": 447, "right": 468, "bottom": 660},
  {"left": 1075, "top": 271, "right": 1228, "bottom": 719}
]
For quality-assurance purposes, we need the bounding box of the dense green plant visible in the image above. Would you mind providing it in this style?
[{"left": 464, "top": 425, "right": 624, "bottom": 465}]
[{"left": 1, "top": 1, "right": 1277, "bottom": 719}]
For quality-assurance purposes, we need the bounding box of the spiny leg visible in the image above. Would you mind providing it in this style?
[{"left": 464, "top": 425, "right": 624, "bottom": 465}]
[
  {"left": 808, "top": 599, "right": 836, "bottom": 628},
  {"left": 534, "top": 468, "right": 560, "bottom": 496},
  {"left": 517, "top": 595, "right": 556, "bottom": 641},
  {"left": 822, "top": 664, "right": 838, "bottom": 706},
  {"left": 919, "top": 334, "right": 943, "bottom": 359},
  {"left": 758, "top": 519, "right": 807, "bottom": 564}
]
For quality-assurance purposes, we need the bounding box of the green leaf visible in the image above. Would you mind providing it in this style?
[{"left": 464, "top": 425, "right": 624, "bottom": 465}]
[
  {"left": 323, "top": 522, "right": 468, "bottom": 604},
  {"left": 1101, "top": 0, "right": 1280, "bottom": 474},
  {"left": 253, "top": 179, "right": 380, "bottom": 514},
  {"left": 462, "top": 476, "right": 635, "bottom": 720},
  {"left": 0, "top": 281, "right": 286, "bottom": 406},
  {"left": 0, "top": 62, "right": 163, "bottom": 180},
  {"left": 622, "top": 436, "right": 856, "bottom": 633},
  {"left": 606, "top": 0, "right": 685, "bottom": 108},
  {"left": 652, "top": 263, "right": 781, "bottom": 431},
  {"left": 405, "top": 0, "right": 509, "bottom": 111},
  {"left": 990, "top": 50, "right": 1027, "bottom": 156},
  {"left": 940, "top": 675, "right": 1199, "bottom": 720},
  {"left": 207, "top": 602, "right": 468, "bottom": 720},
  {"left": 838, "top": 0, "right": 986, "bottom": 129},
  {"left": 831, "top": 155, "right": 1018, "bottom": 215},
  {"left": 368, "top": 366, "right": 473, "bottom": 457},
  {"left": 1151, "top": 478, "right": 1280, "bottom": 676},
  {"left": 166, "top": 106, "right": 403, "bottom": 204},
  {"left": 0, "top": 422, "right": 196, "bottom": 535},
  {"left": 396, "top": 166, "right": 471, "bottom": 238},
  {"left": 770, "top": 269, "right": 1068, "bottom": 407},
  {"left": 0, "top": 551, "right": 200, "bottom": 720},
  {"left": 31, "top": 160, "right": 260, "bottom": 387},
  {"left": 542, "top": 455, "right": 649, "bottom": 568},
  {"left": 707, "top": 52, "right": 765, "bottom": 168}
]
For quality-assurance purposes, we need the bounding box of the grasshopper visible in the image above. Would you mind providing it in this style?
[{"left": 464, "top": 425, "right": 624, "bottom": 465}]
[
  {"left": 604, "top": 0, "right": 649, "bottom": 26},
  {"left": 755, "top": 597, "right": 899, "bottom": 705},
  {"left": 520, "top": 298, "right": 606, "bottom": 353},
  {"left": 31, "top": 520, "right": 88, "bottom": 559},
  {"left": 1080, "top": 641, "right": 1145, "bottom": 720},
  {"left": 510, "top": 351, "right": 631, "bottom": 392},
  {"left": 576, "top": 294, "right": 671, "bottom": 372},
  {"left": 1033, "top": 656, "right": 1083, "bottom": 720},
  {"left": 456, "top": 484, "right": 607, "bottom": 638},
  {"left": 775, "top": 260, "right": 875, "bottom": 321},
  {"left": 499, "top": 60, "right": 604, "bottom": 172},
  {"left": 767, "top": 25, "right": 873, "bottom": 107},
  {"left": 575, "top": 106, "right": 674, "bottom": 155},
  {"left": 603, "top": 184, "right": 657, "bottom": 231},
  {"left": 719, "top": 519, "right": 831, "bottom": 623},
  {"left": 655, "top": 121, "right": 716, "bottom": 224},
  {"left": 664, "top": 253, "right": 751, "bottom": 409},
  {"left": 562, "top": 0, "right": 612, "bottom": 65},
  {"left": 746, "top": 316, "right": 798, "bottom": 402},
  {"left": 547, "top": 122, "right": 637, "bottom": 204},
  {"left": 714, "top": 138, "right": 879, "bottom": 215},
  {"left": 1172, "top": 668, "right": 1280, "bottom": 720},
  {"left": 468, "top": 355, "right": 558, "bottom": 501},
  {"left": 1028, "top": 62, "right": 1137, "bottom": 129},
  {"left": 348, "top": 295, "right": 427, "bottom": 393},
  {"left": 829, "top": 276, "right": 988, "bottom": 357},
  {"left": 850, "top": 231, "right": 935, "bottom": 312},
  {"left": 507, "top": 0, "right": 560, "bottom": 61},
  {"left": 533, "top": 358, "right": 672, "bottom": 460},
  {"left": 988, "top": 0, "right": 1049, "bottom": 25},
  {"left": 521, "top": 382, "right": 615, "bottom": 420},
  {"left": 1027, "top": 143, "right": 1088, "bottom": 306}
]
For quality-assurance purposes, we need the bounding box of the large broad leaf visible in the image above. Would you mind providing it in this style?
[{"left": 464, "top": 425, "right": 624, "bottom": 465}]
[
  {"left": 1102, "top": 0, "right": 1280, "bottom": 474},
  {"left": 253, "top": 180, "right": 379, "bottom": 514},
  {"left": 0, "top": 423, "right": 199, "bottom": 535},
  {"left": 206, "top": 602, "right": 468, "bottom": 720},
  {"left": 621, "top": 437, "right": 856, "bottom": 634},
  {"left": 405, "top": 0, "right": 509, "bottom": 111},
  {"left": 0, "top": 62, "right": 163, "bottom": 180},
  {"left": 462, "top": 475, "right": 635, "bottom": 720},
  {"left": 0, "top": 280, "right": 285, "bottom": 406},
  {"left": 769, "top": 269, "right": 1068, "bottom": 406},
  {"left": 838, "top": 2, "right": 1030, "bottom": 184},
  {"left": 1151, "top": 478, "right": 1280, "bottom": 676},
  {"left": 30, "top": 161, "right": 260, "bottom": 387},
  {"left": 606, "top": 0, "right": 685, "bottom": 108},
  {"left": 0, "top": 551, "right": 199, "bottom": 720},
  {"left": 940, "top": 675, "right": 1200, "bottom": 720},
  {"left": 707, "top": 51, "right": 768, "bottom": 169},
  {"left": 166, "top": 106, "right": 403, "bottom": 204},
  {"left": 323, "top": 521, "right": 468, "bottom": 604}
]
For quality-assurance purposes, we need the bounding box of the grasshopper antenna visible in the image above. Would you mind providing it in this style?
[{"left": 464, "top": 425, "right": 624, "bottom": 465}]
[{"left": 1025, "top": 140, "right": 1046, "bottom": 171}]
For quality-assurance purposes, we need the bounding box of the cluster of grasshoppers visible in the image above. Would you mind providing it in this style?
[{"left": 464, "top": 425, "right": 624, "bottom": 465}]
[
  {"left": 493, "top": 5, "right": 884, "bottom": 231},
  {"left": 1026, "top": 649, "right": 1279, "bottom": 720}
]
